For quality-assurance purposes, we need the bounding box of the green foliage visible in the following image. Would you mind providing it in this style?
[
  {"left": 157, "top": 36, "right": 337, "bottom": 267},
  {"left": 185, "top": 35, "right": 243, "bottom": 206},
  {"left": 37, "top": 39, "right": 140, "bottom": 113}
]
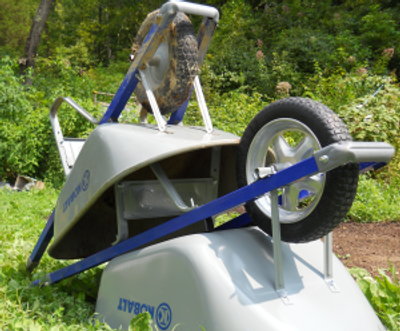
[
  {"left": 87, "top": 61, "right": 127, "bottom": 93},
  {"left": 0, "top": 187, "right": 113, "bottom": 330},
  {"left": 303, "top": 71, "right": 400, "bottom": 178},
  {"left": 200, "top": 0, "right": 400, "bottom": 99},
  {"left": 129, "top": 312, "right": 152, "bottom": 331},
  {"left": 185, "top": 89, "right": 265, "bottom": 136},
  {"left": 41, "top": 0, "right": 165, "bottom": 66},
  {"left": 0, "top": 56, "right": 103, "bottom": 185},
  {"left": 336, "top": 77, "right": 400, "bottom": 154},
  {"left": 349, "top": 176, "right": 400, "bottom": 222},
  {"left": 351, "top": 267, "right": 400, "bottom": 330},
  {"left": 0, "top": 57, "right": 48, "bottom": 180},
  {"left": 0, "top": 0, "right": 36, "bottom": 52}
]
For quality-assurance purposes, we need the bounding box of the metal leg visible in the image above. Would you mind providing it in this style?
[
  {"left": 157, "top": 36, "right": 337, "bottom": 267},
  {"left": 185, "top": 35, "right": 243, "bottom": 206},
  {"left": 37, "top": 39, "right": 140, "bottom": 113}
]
[
  {"left": 323, "top": 232, "right": 339, "bottom": 292},
  {"left": 270, "top": 190, "right": 290, "bottom": 304},
  {"left": 193, "top": 76, "right": 213, "bottom": 133},
  {"left": 26, "top": 211, "right": 55, "bottom": 273},
  {"left": 139, "top": 70, "right": 166, "bottom": 132}
]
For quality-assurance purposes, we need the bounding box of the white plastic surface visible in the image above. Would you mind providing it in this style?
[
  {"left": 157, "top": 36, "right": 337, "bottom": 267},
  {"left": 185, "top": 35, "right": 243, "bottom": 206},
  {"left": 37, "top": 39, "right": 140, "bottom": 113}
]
[{"left": 95, "top": 227, "right": 384, "bottom": 331}]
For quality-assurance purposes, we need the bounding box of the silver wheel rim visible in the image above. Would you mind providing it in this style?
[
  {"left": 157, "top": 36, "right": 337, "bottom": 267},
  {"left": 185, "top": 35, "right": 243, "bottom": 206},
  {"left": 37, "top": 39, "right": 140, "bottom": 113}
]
[
  {"left": 246, "top": 118, "right": 326, "bottom": 224},
  {"left": 143, "top": 41, "right": 170, "bottom": 91}
]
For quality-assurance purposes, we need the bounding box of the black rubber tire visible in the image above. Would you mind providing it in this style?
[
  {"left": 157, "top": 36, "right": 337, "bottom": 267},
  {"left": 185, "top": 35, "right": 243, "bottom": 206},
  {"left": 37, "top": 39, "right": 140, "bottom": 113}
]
[
  {"left": 237, "top": 97, "right": 359, "bottom": 243},
  {"left": 132, "top": 10, "right": 199, "bottom": 115}
]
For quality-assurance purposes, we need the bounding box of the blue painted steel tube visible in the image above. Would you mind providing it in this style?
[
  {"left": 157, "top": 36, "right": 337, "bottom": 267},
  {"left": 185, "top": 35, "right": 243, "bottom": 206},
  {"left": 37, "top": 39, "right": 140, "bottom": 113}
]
[
  {"left": 99, "top": 24, "right": 158, "bottom": 124},
  {"left": 359, "top": 161, "right": 386, "bottom": 173},
  {"left": 26, "top": 211, "right": 55, "bottom": 273},
  {"left": 98, "top": 70, "right": 140, "bottom": 124},
  {"left": 167, "top": 99, "right": 190, "bottom": 124},
  {"left": 32, "top": 156, "right": 319, "bottom": 286}
]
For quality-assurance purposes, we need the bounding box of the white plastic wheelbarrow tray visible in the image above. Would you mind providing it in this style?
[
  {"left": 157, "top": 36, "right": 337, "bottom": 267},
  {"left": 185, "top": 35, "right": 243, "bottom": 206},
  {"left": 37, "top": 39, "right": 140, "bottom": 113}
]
[{"left": 27, "top": 2, "right": 394, "bottom": 331}]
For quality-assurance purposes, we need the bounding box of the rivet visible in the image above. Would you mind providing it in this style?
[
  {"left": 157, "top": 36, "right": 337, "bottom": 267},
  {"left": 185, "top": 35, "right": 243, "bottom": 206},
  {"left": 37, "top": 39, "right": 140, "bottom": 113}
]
[{"left": 319, "top": 155, "right": 329, "bottom": 163}]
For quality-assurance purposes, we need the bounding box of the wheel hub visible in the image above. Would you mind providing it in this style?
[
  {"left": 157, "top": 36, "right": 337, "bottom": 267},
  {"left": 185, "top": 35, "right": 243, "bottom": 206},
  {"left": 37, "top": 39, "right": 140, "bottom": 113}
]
[
  {"left": 142, "top": 41, "right": 170, "bottom": 91},
  {"left": 246, "top": 118, "right": 326, "bottom": 224}
]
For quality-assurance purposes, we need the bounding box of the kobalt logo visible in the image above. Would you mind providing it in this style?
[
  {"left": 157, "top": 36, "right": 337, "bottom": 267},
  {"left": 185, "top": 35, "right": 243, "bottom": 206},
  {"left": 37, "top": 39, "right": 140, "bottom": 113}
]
[
  {"left": 81, "top": 169, "right": 90, "bottom": 191},
  {"left": 156, "top": 303, "right": 172, "bottom": 330},
  {"left": 117, "top": 298, "right": 155, "bottom": 318},
  {"left": 63, "top": 169, "right": 90, "bottom": 212},
  {"left": 117, "top": 298, "right": 172, "bottom": 330}
]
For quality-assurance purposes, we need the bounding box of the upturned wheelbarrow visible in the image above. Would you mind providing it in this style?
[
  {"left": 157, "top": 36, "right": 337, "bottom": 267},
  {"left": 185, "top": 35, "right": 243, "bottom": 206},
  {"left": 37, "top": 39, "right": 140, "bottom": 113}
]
[{"left": 27, "top": 2, "right": 394, "bottom": 330}]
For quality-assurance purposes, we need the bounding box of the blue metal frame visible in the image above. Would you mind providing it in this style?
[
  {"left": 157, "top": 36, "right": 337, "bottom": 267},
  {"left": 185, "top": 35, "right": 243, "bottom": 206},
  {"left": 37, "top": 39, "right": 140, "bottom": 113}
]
[
  {"left": 167, "top": 99, "right": 190, "bottom": 124},
  {"left": 99, "top": 25, "right": 159, "bottom": 124},
  {"left": 28, "top": 5, "right": 392, "bottom": 285},
  {"left": 29, "top": 159, "right": 388, "bottom": 285},
  {"left": 32, "top": 156, "right": 319, "bottom": 286},
  {"left": 359, "top": 161, "right": 386, "bottom": 173},
  {"left": 26, "top": 211, "right": 54, "bottom": 272},
  {"left": 99, "top": 16, "right": 217, "bottom": 125}
]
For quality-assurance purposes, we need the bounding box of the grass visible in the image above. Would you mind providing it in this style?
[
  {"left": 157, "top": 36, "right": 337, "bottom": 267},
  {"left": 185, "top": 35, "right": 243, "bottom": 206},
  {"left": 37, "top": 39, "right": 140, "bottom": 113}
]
[
  {"left": 0, "top": 186, "right": 398, "bottom": 330},
  {"left": 0, "top": 187, "right": 114, "bottom": 330}
]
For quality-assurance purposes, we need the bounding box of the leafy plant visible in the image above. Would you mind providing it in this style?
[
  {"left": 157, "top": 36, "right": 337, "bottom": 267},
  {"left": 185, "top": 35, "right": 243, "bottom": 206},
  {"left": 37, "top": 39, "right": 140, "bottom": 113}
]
[
  {"left": 0, "top": 56, "right": 103, "bottom": 185},
  {"left": 0, "top": 187, "right": 114, "bottom": 330},
  {"left": 349, "top": 176, "right": 400, "bottom": 222},
  {"left": 129, "top": 312, "right": 152, "bottom": 331},
  {"left": 351, "top": 267, "right": 400, "bottom": 330}
]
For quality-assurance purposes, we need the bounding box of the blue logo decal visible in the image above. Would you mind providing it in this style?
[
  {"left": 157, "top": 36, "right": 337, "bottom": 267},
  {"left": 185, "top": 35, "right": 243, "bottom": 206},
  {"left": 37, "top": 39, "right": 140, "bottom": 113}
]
[
  {"left": 117, "top": 298, "right": 172, "bottom": 330},
  {"left": 81, "top": 169, "right": 90, "bottom": 191},
  {"left": 63, "top": 169, "right": 90, "bottom": 212},
  {"left": 117, "top": 298, "right": 155, "bottom": 319},
  {"left": 156, "top": 303, "right": 172, "bottom": 330}
]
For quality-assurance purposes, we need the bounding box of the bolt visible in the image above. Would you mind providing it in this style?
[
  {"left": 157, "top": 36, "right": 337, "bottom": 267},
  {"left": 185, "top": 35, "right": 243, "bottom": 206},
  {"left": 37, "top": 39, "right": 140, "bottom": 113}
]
[{"left": 319, "top": 155, "right": 329, "bottom": 163}]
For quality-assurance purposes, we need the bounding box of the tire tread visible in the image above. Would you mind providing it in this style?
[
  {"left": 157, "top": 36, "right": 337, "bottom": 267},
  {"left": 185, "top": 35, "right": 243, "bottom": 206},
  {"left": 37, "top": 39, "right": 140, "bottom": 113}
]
[{"left": 237, "top": 97, "right": 358, "bottom": 243}]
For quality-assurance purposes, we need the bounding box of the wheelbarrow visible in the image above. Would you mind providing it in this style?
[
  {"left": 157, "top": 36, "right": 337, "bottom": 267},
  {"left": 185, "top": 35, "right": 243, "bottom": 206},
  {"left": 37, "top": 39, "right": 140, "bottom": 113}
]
[{"left": 27, "top": 2, "right": 394, "bottom": 330}]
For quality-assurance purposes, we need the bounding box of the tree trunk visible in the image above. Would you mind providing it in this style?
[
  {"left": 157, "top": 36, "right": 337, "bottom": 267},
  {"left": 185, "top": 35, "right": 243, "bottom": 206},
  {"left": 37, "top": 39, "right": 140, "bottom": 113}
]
[{"left": 20, "top": 0, "right": 55, "bottom": 79}]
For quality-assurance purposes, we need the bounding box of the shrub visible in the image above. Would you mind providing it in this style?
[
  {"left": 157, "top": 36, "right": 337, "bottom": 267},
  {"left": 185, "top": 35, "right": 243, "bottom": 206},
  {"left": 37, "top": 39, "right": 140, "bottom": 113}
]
[
  {"left": 349, "top": 176, "right": 400, "bottom": 222},
  {"left": 0, "top": 57, "right": 101, "bottom": 185},
  {"left": 184, "top": 89, "right": 265, "bottom": 136},
  {"left": 337, "top": 77, "right": 400, "bottom": 178}
]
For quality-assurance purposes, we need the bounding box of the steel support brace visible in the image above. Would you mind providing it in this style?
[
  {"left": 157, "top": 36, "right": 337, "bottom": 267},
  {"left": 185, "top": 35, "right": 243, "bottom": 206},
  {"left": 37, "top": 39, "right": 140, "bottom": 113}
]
[
  {"left": 150, "top": 163, "right": 193, "bottom": 211},
  {"left": 323, "top": 232, "right": 339, "bottom": 292},
  {"left": 270, "top": 190, "right": 291, "bottom": 303},
  {"left": 139, "top": 70, "right": 167, "bottom": 131}
]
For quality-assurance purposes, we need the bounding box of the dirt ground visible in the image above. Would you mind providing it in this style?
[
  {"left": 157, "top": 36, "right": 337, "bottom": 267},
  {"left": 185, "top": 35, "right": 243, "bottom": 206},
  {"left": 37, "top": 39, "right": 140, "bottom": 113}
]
[{"left": 333, "top": 221, "right": 400, "bottom": 277}]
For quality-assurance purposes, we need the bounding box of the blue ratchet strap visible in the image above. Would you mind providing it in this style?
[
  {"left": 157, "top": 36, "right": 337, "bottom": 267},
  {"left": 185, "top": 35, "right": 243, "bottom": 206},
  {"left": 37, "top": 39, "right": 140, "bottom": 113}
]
[
  {"left": 32, "top": 156, "right": 319, "bottom": 286},
  {"left": 99, "top": 24, "right": 158, "bottom": 124}
]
